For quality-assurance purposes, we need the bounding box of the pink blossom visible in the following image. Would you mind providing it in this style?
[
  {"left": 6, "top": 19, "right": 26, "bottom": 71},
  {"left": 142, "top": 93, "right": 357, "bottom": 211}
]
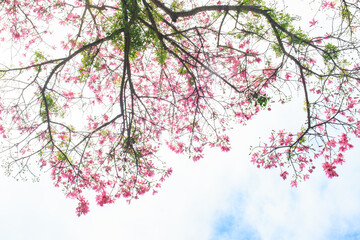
[
  {"left": 326, "top": 139, "right": 336, "bottom": 147},
  {"left": 122, "top": 188, "right": 131, "bottom": 198},
  {"left": 309, "top": 19, "right": 318, "bottom": 27},
  {"left": 96, "top": 192, "right": 114, "bottom": 206},
  {"left": 280, "top": 171, "right": 288, "bottom": 180},
  {"left": 291, "top": 180, "right": 297, "bottom": 187},
  {"left": 147, "top": 170, "right": 155, "bottom": 177},
  {"left": 338, "top": 133, "right": 353, "bottom": 152},
  {"left": 137, "top": 185, "right": 149, "bottom": 195},
  {"left": 309, "top": 58, "right": 316, "bottom": 64},
  {"left": 322, "top": 1, "right": 335, "bottom": 8},
  {"left": 303, "top": 174, "right": 309, "bottom": 181},
  {"left": 220, "top": 146, "right": 231, "bottom": 152},
  {"left": 322, "top": 162, "right": 339, "bottom": 178},
  {"left": 354, "top": 63, "right": 360, "bottom": 70},
  {"left": 76, "top": 197, "right": 90, "bottom": 216},
  {"left": 315, "top": 38, "right": 322, "bottom": 44},
  {"left": 334, "top": 153, "right": 345, "bottom": 165},
  {"left": 285, "top": 72, "right": 292, "bottom": 80},
  {"left": 193, "top": 154, "right": 203, "bottom": 161},
  {"left": 0, "top": 124, "right": 5, "bottom": 137},
  {"left": 13, "top": 32, "right": 21, "bottom": 40}
]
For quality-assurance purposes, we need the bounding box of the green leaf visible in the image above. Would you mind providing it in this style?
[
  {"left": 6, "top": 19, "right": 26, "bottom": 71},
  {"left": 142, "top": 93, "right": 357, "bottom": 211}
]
[
  {"left": 272, "top": 44, "right": 283, "bottom": 57},
  {"left": 323, "top": 43, "right": 339, "bottom": 62},
  {"left": 188, "top": 76, "right": 195, "bottom": 86},
  {"left": 155, "top": 44, "right": 167, "bottom": 66}
]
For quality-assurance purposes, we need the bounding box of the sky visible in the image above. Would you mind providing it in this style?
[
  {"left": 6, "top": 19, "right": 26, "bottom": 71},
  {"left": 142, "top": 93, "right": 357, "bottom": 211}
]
[
  {"left": 1, "top": 95, "right": 360, "bottom": 240},
  {"left": 1, "top": 0, "right": 360, "bottom": 240}
]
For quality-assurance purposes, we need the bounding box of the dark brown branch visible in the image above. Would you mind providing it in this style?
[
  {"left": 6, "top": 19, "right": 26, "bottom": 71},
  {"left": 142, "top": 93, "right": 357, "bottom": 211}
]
[{"left": 149, "top": 0, "right": 267, "bottom": 22}]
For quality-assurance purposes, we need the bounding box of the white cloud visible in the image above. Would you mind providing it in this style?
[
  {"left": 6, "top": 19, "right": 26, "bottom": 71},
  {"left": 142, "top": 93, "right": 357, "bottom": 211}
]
[{"left": 209, "top": 126, "right": 360, "bottom": 240}]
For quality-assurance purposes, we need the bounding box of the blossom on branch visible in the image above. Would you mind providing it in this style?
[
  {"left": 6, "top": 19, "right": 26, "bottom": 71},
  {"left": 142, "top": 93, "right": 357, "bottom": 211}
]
[{"left": 0, "top": 0, "right": 359, "bottom": 215}]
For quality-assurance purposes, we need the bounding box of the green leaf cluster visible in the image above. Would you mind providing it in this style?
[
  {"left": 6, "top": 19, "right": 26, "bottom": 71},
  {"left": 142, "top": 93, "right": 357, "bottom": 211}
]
[
  {"left": 105, "top": 0, "right": 152, "bottom": 60},
  {"left": 33, "top": 51, "right": 46, "bottom": 71},
  {"left": 341, "top": 4, "right": 351, "bottom": 20},
  {"left": 269, "top": 11, "right": 297, "bottom": 31},
  {"left": 78, "top": 46, "right": 101, "bottom": 81},
  {"left": 155, "top": 45, "right": 167, "bottom": 66},
  {"left": 248, "top": 92, "right": 270, "bottom": 108},
  {"left": 323, "top": 43, "right": 339, "bottom": 62},
  {"left": 103, "top": 0, "right": 171, "bottom": 63},
  {"left": 153, "top": 31, "right": 168, "bottom": 66},
  {"left": 34, "top": 51, "right": 45, "bottom": 63},
  {"left": 272, "top": 44, "right": 282, "bottom": 57},
  {"left": 39, "top": 93, "right": 63, "bottom": 121},
  {"left": 239, "top": 0, "right": 263, "bottom": 5},
  {"left": 56, "top": 151, "right": 72, "bottom": 164},
  {"left": 188, "top": 77, "right": 195, "bottom": 87},
  {"left": 269, "top": 10, "right": 309, "bottom": 46},
  {"left": 121, "top": 130, "right": 145, "bottom": 163},
  {"left": 170, "top": 0, "right": 183, "bottom": 11},
  {"left": 56, "top": 151, "right": 67, "bottom": 162}
]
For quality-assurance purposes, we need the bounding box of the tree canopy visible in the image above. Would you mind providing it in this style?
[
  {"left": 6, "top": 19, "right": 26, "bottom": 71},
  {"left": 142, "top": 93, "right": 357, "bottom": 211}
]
[{"left": 0, "top": 0, "right": 359, "bottom": 216}]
